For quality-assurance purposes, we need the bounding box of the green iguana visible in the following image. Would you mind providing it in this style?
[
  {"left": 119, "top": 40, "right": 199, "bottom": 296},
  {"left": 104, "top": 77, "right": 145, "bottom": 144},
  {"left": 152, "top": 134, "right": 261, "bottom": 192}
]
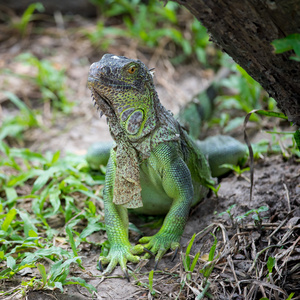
[{"left": 87, "top": 54, "right": 247, "bottom": 278}]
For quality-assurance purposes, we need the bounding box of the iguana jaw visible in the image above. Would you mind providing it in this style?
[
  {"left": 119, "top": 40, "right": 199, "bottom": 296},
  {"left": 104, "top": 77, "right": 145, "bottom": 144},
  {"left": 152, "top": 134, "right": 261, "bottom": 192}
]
[{"left": 88, "top": 82, "right": 114, "bottom": 119}]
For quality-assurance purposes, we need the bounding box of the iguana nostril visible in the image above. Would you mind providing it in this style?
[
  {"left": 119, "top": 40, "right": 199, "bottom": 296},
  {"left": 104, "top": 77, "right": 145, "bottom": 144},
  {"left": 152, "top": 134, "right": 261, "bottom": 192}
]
[{"left": 99, "top": 66, "right": 111, "bottom": 75}]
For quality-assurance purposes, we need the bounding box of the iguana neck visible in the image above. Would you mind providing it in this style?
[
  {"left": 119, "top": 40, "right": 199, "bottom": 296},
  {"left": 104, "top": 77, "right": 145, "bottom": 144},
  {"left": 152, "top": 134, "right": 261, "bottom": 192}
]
[{"left": 105, "top": 86, "right": 180, "bottom": 160}]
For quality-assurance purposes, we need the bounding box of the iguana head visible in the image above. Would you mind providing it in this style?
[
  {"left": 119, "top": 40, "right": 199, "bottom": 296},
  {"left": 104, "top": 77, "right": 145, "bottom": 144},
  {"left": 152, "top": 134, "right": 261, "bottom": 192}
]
[{"left": 88, "top": 54, "right": 157, "bottom": 140}]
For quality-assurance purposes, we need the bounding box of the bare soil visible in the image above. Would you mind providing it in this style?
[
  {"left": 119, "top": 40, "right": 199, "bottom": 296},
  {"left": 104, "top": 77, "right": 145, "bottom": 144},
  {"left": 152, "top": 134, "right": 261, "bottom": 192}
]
[{"left": 0, "top": 14, "right": 299, "bottom": 300}]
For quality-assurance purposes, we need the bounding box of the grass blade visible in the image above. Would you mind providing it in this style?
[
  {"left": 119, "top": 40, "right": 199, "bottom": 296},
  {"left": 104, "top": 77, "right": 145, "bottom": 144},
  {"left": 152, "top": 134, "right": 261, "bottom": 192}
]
[{"left": 2, "top": 208, "right": 17, "bottom": 231}]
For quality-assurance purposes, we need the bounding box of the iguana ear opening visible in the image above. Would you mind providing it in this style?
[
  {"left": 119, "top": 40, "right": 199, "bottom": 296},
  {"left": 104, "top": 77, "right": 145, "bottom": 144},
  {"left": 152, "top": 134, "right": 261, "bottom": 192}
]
[{"left": 149, "top": 68, "right": 155, "bottom": 78}]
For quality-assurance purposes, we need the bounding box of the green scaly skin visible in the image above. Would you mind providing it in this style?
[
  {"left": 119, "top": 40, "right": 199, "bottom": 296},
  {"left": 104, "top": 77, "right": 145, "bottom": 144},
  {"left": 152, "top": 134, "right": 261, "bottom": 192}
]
[{"left": 87, "top": 54, "right": 246, "bottom": 277}]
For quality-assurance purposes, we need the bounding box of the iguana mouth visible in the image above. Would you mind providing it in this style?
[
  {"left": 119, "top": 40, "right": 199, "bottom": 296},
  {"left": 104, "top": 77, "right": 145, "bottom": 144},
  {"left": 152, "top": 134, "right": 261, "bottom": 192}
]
[
  {"left": 97, "top": 76, "right": 133, "bottom": 90},
  {"left": 89, "top": 73, "right": 133, "bottom": 90},
  {"left": 89, "top": 85, "right": 114, "bottom": 118}
]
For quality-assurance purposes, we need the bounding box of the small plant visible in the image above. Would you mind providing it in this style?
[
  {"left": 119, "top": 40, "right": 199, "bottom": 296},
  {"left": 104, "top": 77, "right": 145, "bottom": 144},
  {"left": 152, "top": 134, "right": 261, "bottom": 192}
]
[
  {"left": 266, "top": 256, "right": 276, "bottom": 279},
  {"left": 148, "top": 270, "right": 156, "bottom": 296},
  {"left": 0, "top": 143, "right": 105, "bottom": 296},
  {"left": 15, "top": 53, "right": 73, "bottom": 113},
  {"left": 244, "top": 109, "right": 300, "bottom": 159},
  {"left": 218, "top": 204, "right": 236, "bottom": 226},
  {"left": 0, "top": 92, "right": 40, "bottom": 142},
  {"left": 260, "top": 292, "right": 295, "bottom": 300},
  {"left": 272, "top": 33, "right": 300, "bottom": 62},
  {"left": 9, "top": 2, "right": 44, "bottom": 37},
  {"left": 198, "top": 233, "right": 219, "bottom": 299},
  {"left": 182, "top": 233, "right": 200, "bottom": 281},
  {"left": 87, "top": 0, "right": 218, "bottom": 65},
  {"left": 206, "top": 183, "right": 221, "bottom": 197},
  {"left": 236, "top": 206, "right": 269, "bottom": 228},
  {"left": 215, "top": 64, "right": 268, "bottom": 132},
  {"left": 219, "top": 163, "right": 250, "bottom": 176}
]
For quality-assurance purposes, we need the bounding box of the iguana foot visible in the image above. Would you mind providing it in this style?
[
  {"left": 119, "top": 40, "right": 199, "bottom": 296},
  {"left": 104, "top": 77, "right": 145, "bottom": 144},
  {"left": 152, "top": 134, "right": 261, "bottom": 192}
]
[
  {"left": 139, "top": 234, "right": 180, "bottom": 267},
  {"left": 98, "top": 243, "right": 144, "bottom": 277}
]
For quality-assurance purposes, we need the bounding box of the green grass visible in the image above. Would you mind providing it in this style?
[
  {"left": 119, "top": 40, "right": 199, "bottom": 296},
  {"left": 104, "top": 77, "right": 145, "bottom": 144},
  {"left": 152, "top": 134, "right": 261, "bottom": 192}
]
[
  {"left": 86, "top": 0, "right": 215, "bottom": 66},
  {"left": 15, "top": 53, "right": 73, "bottom": 113},
  {"left": 0, "top": 141, "right": 105, "bottom": 296},
  {"left": 0, "top": 92, "right": 41, "bottom": 143},
  {"left": 8, "top": 2, "right": 45, "bottom": 37},
  {"left": 1, "top": 2, "right": 299, "bottom": 297}
]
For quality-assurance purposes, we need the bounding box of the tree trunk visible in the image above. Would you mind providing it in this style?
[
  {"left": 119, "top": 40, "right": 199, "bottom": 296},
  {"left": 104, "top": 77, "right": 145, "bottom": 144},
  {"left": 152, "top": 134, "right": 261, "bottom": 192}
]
[{"left": 174, "top": 0, "right": 300, "bottom": 126}]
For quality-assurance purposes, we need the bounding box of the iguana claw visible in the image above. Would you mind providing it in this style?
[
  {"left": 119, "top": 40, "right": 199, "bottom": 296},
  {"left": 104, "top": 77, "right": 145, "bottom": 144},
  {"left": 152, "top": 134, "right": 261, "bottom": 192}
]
[
  {"left": 98, "top": 260, "right": 103, "bottom": 272},
  {"left": 139, "top": 234, "right": 181, "bottom": 268},
  {"left": 124, "top": 269, "right": 130, "bottom": 282},
  {"left": 154, "top": 259, "right": 160, "bottom": 271},
  {"left": 143, "top": 247, "right": 154, "bottom": 257},
  {"left": 171, "top": 247, "right": 179, "bottom": 262}
]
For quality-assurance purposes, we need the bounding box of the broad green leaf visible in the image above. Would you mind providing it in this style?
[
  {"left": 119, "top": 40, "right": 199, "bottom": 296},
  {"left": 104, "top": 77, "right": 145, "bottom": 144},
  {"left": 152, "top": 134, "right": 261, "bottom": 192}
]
[
  {"left": 181, "top": 253, "right": 187, "bottom": 272},
  {"left": 65, "top": 226, "right": 78, "bottom": 257},
  {"left": 19, "top": 211, "right": 37, "bottom": 237},
  {"left": 2, "top": 208, "right": 17, "bottom": 231},
  {"left": 64, "top": 196, "right": 76, "bottom": 222},
  {"left": 87, "top": 201, "right": 96, "bottom": 215},
  {"left": 294, "top": 130, "right": 300, "bottom": 150},
  {"left": 287, "top": 293, "right": 295, "bottom": 300},
  {"left": 54, "top": 281, "right": 63, "bottom": 292},
  {"left": 49, "top": 260, "right": 69, "bottom": 282},
  {"left": 148, "top": 270, "right": 154, "bottom": 295},
  {"left": 254, "top": 110, "right": 288, "bottom": 120},
  {"left": 4, "top": 187, "right": 17, "bottom": 203},
  {"left": 51, "top": 150, "right": 60, "bottom": 164},
  {"left": 37, "top": 263, "right": 47, "bottom": 285},
  {"left": 7, "top": 256, "right": 16, "bottom": 270},
  {"left": 33, "top": 246, "right": 72, "bottom": 260},
  {"left": 272, "top": 33, "right": 300, "bottom": 55},
  {"left": 10, "top": 148, "right": 47, "bottom": 163},
  {"left": 190, "top": 252, "right": 200, "bottom": 272},
  {"left": 79, "top": 221, "right": 105, "bottom": 239},
  {"left": 28, "top": 229, "right": 38, "bottom": 237},
  {"left": 224, "top": 117, "right": 244, "bottom": 133},
  {"left": 208, "top": 234, "right": 217, "bottom": 262},
  {"left": 19, "top": 3, "right": 45, "bottom": 30},
  {"left": 74, "top": 189, "right": 103, "bottom": 202},
  {"left": 186, "top": 233, "right": 196, "bottom": 256},
  {"left": 7, "top": 169, "right": 42, "bottom": 187},
  {"left": 32, "top": 169, "right": 53, "bottom": 193},
  {"left": 267, "top": 256, "right": 275, "bottom": 274},
  {"left": 64, "top": 277, "right": 97, "bottom": 294},
  {"left": 257, "top": 206, "right": 269, "bottom": 213},
  {"left": 49, "top": 257, "right": 80, "bottom": 282},
  {"left": 0, "top": 124, "right": 24, "bottom": 140},
  {"left": 49, "top": 185, "right": 61, "bottom": 214}
]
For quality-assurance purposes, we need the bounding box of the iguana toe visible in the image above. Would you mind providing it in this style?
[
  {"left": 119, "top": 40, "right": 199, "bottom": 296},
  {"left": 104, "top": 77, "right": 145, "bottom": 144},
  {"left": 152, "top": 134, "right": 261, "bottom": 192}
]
[
  {"left": 139, "top": 234, "right": 180, "bottom": 265},
  {"left": 98, "top": 244, "right": 142, "bottom": 277}
]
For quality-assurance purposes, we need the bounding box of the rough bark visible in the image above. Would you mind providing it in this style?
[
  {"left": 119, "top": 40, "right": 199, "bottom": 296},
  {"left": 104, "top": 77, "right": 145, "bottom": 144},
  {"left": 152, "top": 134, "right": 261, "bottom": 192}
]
[{"left": 174, "top": 0, "right": 300, "bottom": 126}]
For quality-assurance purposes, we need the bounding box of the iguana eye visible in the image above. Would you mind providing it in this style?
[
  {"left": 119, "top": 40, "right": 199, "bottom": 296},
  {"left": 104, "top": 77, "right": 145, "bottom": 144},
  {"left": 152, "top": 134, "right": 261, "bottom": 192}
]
[{"left": 128, "top": 66, "right": 137, "bottom": 74}]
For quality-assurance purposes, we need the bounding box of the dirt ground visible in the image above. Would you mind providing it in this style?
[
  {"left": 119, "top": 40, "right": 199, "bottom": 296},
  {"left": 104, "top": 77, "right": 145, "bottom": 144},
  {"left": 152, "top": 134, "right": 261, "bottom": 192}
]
[{"left": 0, "top": 12, "right": 299, "bottom": 300}]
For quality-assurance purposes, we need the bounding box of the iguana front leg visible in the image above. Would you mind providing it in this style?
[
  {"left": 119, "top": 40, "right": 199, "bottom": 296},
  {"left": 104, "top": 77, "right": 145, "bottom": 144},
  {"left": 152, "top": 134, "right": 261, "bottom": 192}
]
[
  {"left": 139, "top": 143, "right": 194, "bottom": 264},
  {"left": 99, "top": 150, "right": 143, "bottom": 276}
]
